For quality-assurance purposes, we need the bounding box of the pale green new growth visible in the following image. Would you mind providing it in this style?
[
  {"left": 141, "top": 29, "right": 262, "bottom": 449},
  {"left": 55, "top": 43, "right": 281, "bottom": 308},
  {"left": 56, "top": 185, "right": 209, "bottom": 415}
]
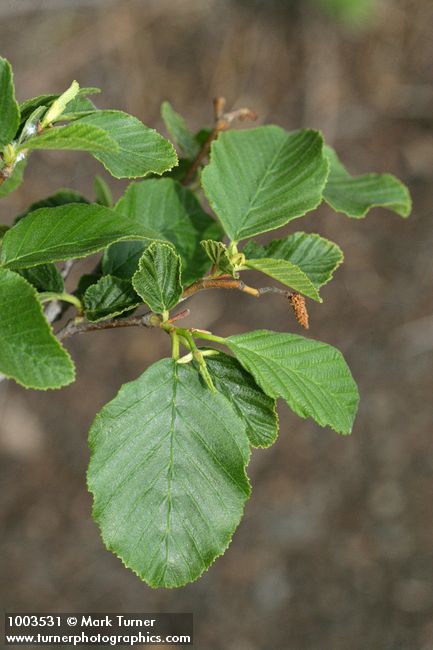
[
  {"left": 40, "top": 80, "right": 80, "bottom": 127},
  {"left": 200, "top": 240, "right": 239, "bottom": 277}
]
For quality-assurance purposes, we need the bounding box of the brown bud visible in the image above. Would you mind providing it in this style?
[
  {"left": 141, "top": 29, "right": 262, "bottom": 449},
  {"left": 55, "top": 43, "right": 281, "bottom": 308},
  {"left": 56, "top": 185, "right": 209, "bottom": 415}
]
[{"left": 288, "top": 292, "right": 309, "bottom": 329}]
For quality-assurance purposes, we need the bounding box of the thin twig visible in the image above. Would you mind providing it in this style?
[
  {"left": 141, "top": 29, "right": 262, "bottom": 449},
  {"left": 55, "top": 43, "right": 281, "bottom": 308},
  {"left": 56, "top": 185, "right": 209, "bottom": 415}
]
[
  {"left": 182, "top": 276, "right": 260, "bottom": 299},
  {"left": 57, "top": 312, "right": 159, "bottom": 341},
  {"left": 256, "top": 286, "right": 291, "bottom": 297},
  {"left": 55, "top": 279, "right": 305, "bottom": 344},
  {"left": 182, "top": 96, "right": 257, "bottom": 185},
  {"left": 166, "top": 308, "right": 190, "bottom": 324}
]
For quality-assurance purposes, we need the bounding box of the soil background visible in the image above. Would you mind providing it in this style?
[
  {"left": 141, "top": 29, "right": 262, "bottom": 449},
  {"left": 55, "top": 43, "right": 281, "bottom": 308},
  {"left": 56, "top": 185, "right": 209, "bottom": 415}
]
[{"left": 0, "top": 1, "right": 432, "bottom": 648}]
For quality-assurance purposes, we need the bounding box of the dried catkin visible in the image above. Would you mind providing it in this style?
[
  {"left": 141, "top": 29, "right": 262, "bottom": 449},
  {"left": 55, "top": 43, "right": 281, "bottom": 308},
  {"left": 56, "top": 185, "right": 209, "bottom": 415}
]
[{"left": 288, "top": 292, "right": 309, "bottom": 329}]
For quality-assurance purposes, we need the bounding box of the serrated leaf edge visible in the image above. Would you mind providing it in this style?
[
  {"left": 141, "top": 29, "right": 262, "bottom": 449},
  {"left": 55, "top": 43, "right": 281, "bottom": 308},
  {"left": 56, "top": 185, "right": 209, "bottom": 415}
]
[
  {"left": 0, "top": 270, "right": 75, "bottom": 390},
  {"left": 86, "top": 360, "right": 252, "bottom": 589},
  {"left": 83, "top": 274, "right": 142, "bottom": 323},
  {"left": 132, "top": 241, "right": 183, "bottom": 313},
  {"left": 202, "top": 127, "right": 330, "bottom": 241}
]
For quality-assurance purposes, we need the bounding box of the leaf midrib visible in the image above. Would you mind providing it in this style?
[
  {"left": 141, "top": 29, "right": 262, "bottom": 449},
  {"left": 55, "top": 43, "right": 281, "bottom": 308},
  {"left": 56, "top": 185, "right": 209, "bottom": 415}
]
[
  {"left": 231, "top": 132, "right": 288, "bottom": 238},
  {"left": 162, "top": 361, "right": 178, "bottom": 581},
  {"left": 230, "top": 342, "right": 352, "bottom": 430}
]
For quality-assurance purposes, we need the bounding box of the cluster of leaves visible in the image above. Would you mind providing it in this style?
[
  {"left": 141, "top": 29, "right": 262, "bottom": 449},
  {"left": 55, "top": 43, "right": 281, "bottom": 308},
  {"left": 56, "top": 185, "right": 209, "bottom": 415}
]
[{"left": 0, "top": 56, "right": 411, "bottom": 588}]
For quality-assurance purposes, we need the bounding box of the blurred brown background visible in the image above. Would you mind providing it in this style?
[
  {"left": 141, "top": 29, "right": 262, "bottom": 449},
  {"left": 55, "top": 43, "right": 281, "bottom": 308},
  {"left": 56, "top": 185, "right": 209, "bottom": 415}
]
[{"left": 0, "top": 0, "right": 432, "bottom": 648}]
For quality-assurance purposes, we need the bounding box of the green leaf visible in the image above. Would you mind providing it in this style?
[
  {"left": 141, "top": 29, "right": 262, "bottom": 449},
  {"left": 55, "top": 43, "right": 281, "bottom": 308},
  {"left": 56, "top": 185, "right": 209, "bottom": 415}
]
[
  {"left": 245, "top": 258, "right": 321, "bottom": 301},
  {"left": 102, "top": 241, "right": 147, "bottom": 280},
  {"left": 227, "top": 330, "right": 359, "bottom": 435},
  {"left": 0, "top": 57, "right": 20, "bottom": 147},
  {"left": 88, "top": 358, "right": 251, "bottom": 588},
  {"left": 205, "top": 351, "right": 278, "bottom": 448},
  {"left": 201, "top": 126, "right": 329, "bottom": 241},
  {"left": 105, "top": 178, "right": 223, "bottom": 284},
  {"left": 0, "top": 160, "right": 26, "bottom": 198},
  {"left": 243, "top": 232, "right": 343, "bottom": 289},
  {"left": 195, "top": 128, "right": 212, "bottom": 147},
  {"left": 19, "top": 94, "right": 58, "bottom": 125},
  {"left": 83, "top": 276, "right": 141, "bottom": 322},
  {"left": 200, "top": 240, "right": 238, "bottom": 277},
  {"left": 58, "top": 109, "right": 95, "bottom": 122},
  {"left": 68, "top": 110, "right": 177, "bottom": 178},
  {"left": 32, "top": 82, "right": 98, "bottom": 126},
  {"left": 55, "top": 95, "right": 97, "bottom": 121},
  {"left": 20, "top": 121, "right": 117, "bottom": 153},
  {"left": 94, "top": 175, "right": 113, "bottom": 207},
  {"left": 19, "top": 264, "right": 64, "bottom": 293},
  {"left": 19, "top": 110, "right": 177, "bottom": 179},
  {"left": 132, "top": 242, "right": 182, "bottom": 313},
  {"left": 0, "top": 224, "right": 9, "bottom": 239},
  {"left": 75, "top": 273, "right": 101, "bottom": 299},
  {"left": 0, "top": 268, "right": 75, "bottom": 389},
  {"left": 1, "top": 203, "right": 159, "bottom": 270},
  {"left": 18, "top": 87, "right": 99, "bottom": 126},
  {"left": 18, "top": 105, "right": 47, "bottom": 143},
  {"left": 16, "top": 188, "right": 88, "bottom": 222},
  {"left": 161, "top": 101, "right": 200, "bottom": 159},
  {"left": 156, "top": 157, "right": 192, "bottom": 182},
  {"left": 323, "top": 146, "right": 412, "bottom": 218}
]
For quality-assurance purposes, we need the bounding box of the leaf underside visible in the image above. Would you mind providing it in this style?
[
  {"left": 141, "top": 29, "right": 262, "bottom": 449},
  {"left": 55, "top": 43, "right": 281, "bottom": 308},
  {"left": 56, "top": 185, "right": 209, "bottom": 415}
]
[
  {"left": 243, "top": 232, "right": 344, "bottom": 289},
  {"left": 227, "top": 330, "right": 359, "bottom": 434},
  {"left": 205, "top": 351, "right": 278, "bottom": 448},
  {"left": 88, "top": 359, "right": 251, "bottom": 588},
  {"left": 323, "top": 146, "right": 411, "bottom": 218},
  {"left": 245, "top": 257, "right": 321, "bottom": 301}
]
